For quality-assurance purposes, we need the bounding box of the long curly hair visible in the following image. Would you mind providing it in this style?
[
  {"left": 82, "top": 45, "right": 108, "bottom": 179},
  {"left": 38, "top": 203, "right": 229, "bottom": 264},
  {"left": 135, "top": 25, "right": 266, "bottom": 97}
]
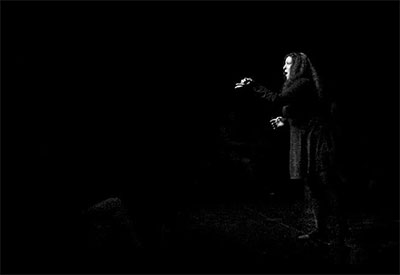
[{"left": 283, "top": 52, "right": 323, "bottom": 100}]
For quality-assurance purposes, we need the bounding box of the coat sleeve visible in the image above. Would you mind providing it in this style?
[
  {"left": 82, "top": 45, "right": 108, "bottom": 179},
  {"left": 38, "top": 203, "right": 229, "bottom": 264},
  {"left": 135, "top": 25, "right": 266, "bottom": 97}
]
[{"left": 252, "top": 78, "right": 311, "bottom": 106}]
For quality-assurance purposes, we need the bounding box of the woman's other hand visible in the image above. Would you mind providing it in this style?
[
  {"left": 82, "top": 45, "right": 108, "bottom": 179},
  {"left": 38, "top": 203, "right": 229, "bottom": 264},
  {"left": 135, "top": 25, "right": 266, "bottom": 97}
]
[
  {"left": 234, "top": 77, "right": 254, "bottom": 89},
  {"left": 270, "top": 116, "right": 285, "bottom": 130}
]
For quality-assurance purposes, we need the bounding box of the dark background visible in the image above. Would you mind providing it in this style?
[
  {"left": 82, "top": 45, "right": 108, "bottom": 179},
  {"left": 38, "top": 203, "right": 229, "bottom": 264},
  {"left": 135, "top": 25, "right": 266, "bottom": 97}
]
[{"left": 2, "top": 1, "right": 399, "bottom": 273}]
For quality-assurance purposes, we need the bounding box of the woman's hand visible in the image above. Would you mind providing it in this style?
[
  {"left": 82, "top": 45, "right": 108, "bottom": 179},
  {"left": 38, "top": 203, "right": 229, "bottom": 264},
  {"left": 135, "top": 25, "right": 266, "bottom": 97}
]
[
  {"left": 234, "top": 77, "right": 254, "bottom": 89},
  {"left": 270, "top": 116, "right": 285, "bottom": 130}
]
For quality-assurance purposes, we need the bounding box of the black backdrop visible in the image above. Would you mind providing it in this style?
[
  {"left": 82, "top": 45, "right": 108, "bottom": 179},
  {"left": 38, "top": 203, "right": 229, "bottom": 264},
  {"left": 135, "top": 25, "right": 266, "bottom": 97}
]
[{"left": 2, "top": 1, "right": 399, "bottom": 273}]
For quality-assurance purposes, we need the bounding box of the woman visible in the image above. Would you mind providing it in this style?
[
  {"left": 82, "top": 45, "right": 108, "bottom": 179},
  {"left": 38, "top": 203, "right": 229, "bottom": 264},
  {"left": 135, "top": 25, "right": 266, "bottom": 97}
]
[{"left": 235, "top": 52, "right": 346, "bottom": 245}]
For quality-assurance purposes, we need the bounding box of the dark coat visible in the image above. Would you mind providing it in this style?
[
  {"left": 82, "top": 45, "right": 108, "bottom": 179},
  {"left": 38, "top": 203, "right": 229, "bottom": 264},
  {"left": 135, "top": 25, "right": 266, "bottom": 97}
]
[{"left": 252, "top": 78, "right": 336, "bottom": 179}]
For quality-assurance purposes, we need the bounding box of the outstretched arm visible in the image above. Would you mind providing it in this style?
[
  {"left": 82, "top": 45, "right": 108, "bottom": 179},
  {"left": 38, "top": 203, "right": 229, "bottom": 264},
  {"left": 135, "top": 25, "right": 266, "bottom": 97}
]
[
  {"left": 252, "top": 78, "right": 311, "bottom": 106},
  {"left": 234, "top": 77, "right": 274, "bottom": 100}
]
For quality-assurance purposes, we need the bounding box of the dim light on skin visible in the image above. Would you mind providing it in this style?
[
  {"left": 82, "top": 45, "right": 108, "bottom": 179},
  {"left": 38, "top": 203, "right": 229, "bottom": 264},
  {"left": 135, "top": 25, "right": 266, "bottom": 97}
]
[
  {"left": 270, "top": 117, "right": 285, "bottom": 129},
  {"left": 283, "top": 56, "right": 293, "bottom": 80},
  {"left": 234, "top": 77, "right": 253, "bottom": 89}
]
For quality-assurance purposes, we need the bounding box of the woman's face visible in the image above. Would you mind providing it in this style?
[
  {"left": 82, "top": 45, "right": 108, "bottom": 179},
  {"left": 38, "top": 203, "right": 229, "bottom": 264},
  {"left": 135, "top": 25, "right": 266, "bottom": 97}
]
[{"left": 283, "top": 56, "right": 293, "bottom": 80}]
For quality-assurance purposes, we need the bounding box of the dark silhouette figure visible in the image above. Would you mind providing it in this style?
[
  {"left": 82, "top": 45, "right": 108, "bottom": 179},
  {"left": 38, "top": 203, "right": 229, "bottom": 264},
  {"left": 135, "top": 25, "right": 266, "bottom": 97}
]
[{"left": 235, "top": 52, "right": 348, "bottom": 250}]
